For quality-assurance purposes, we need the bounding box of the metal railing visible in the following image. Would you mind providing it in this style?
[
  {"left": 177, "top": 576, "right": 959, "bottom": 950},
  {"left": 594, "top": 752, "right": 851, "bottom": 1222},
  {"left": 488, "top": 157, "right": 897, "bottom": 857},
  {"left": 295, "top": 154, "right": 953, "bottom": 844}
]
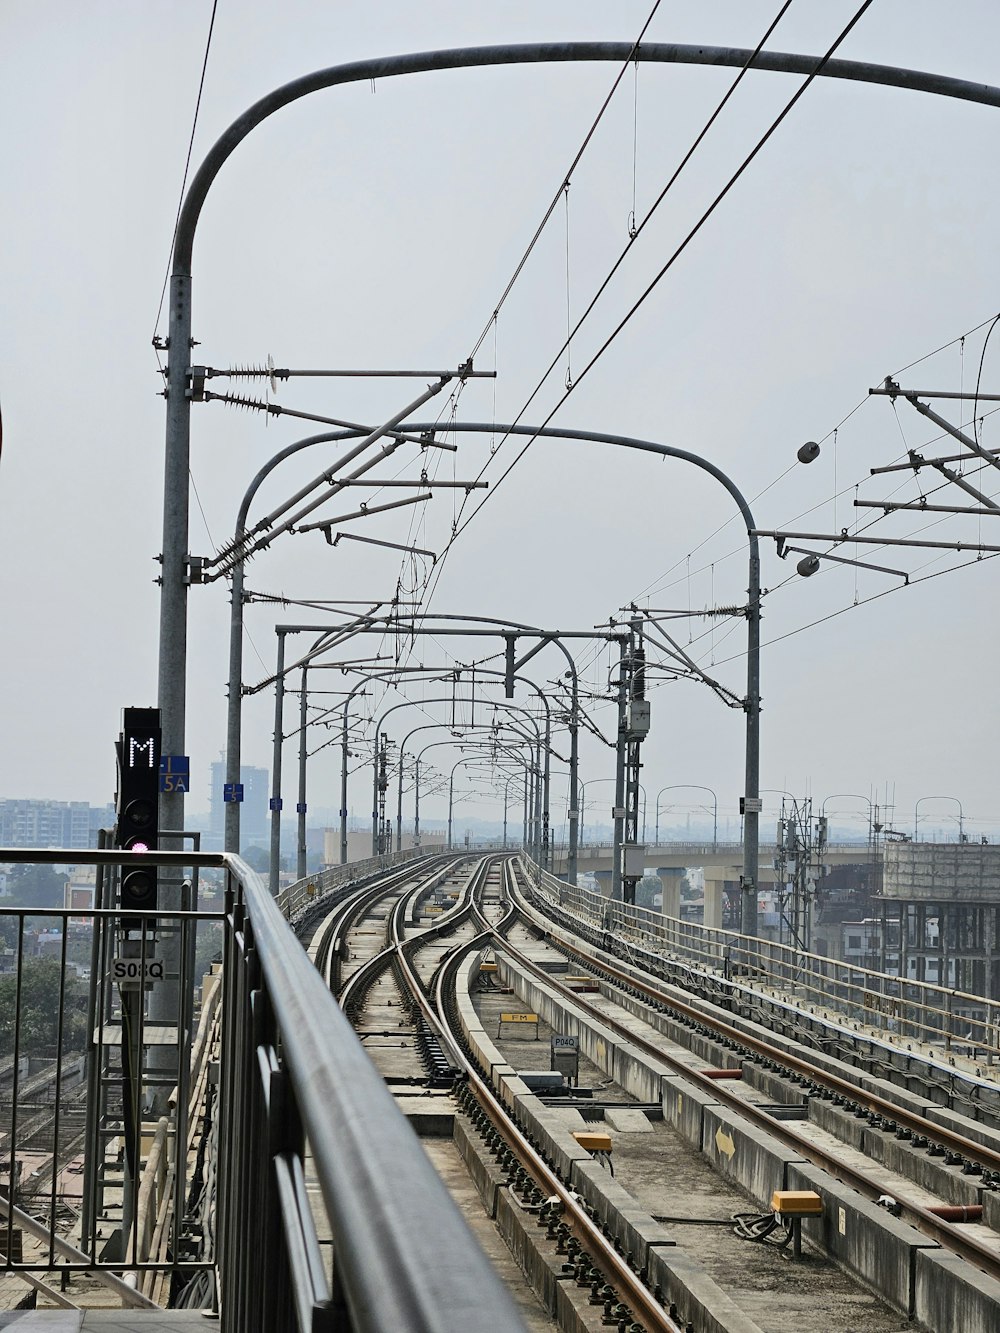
[
  {"left": 1, "top": 845, "right": 523, "bottom": 1329},
  {"left": 552, "top": 840, "right": 872, "bottom": 857},
  {"left": 0, "top": 847, "right": 221, "bottom": 1312},
  {"left": 276, "top": 843, "right": 445, "bottom": 919},
  {"left": 521, "top": 857, "right": 1000, "bottom": 1066}
]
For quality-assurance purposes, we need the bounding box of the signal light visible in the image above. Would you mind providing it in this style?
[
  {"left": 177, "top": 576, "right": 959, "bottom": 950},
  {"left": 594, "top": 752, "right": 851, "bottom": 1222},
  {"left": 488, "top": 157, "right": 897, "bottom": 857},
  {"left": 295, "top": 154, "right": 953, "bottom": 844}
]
[
  {"left": 121, "top": 858, "right": 157, "bottom": 914},
  {"left": 115, "top": 707, "right": 161, "bottom": 925}
]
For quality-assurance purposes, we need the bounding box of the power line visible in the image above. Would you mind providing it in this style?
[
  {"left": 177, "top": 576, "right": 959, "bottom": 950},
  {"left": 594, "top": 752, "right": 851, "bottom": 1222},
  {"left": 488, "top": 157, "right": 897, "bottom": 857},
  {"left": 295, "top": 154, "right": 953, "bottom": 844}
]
[
  {"left": 412, "top": 4, "right": 806, "bottom": 628},
  {"left": 463, "top": 1, "right": 666, "bottom": 365},
  {"left": 152, "top": 0, "right": 220, "bottom": 347},
  {"left": 424, "top": 1, "right": 868, "bottom": 610}
]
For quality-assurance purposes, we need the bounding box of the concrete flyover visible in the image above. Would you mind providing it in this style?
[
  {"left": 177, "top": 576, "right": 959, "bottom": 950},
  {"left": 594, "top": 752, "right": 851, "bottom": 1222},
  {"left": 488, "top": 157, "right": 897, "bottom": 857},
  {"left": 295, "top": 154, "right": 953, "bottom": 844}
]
[{"left": 551, "top": 841, "right": 876, "bottom": 927}]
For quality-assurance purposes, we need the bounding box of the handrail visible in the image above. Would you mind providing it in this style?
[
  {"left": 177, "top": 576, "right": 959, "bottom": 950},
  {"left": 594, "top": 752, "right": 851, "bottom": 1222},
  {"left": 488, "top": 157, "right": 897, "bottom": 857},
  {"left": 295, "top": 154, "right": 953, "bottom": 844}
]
[
  {"left": 521, "top": 855, "right": 1000, "bottom": 1065},
  {"left": 230, "top": 851, "right": 525, "bottom": 1331},
  {"left": 1, "top": 845, "right": 525, "bottom": 1329},
  {"left": 276, "top": 841, "right": 445, "bottom": 918},
  {"left": 557, "top": 840, "right": 874, "bottom": 854}
]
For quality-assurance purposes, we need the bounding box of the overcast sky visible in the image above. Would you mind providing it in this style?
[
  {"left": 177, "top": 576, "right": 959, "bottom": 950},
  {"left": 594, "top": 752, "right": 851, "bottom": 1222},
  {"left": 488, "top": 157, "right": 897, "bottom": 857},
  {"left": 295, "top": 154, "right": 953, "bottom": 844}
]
[{"left": 4, "top": 2, "right": 1000, "bottom": 842}]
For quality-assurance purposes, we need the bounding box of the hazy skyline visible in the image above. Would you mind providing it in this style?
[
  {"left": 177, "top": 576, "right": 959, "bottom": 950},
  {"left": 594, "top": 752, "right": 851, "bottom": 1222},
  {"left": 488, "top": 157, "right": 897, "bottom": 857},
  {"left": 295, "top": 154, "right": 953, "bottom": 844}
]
[{"left": 4, "top": 3, "right": 999, "bottom": 836}]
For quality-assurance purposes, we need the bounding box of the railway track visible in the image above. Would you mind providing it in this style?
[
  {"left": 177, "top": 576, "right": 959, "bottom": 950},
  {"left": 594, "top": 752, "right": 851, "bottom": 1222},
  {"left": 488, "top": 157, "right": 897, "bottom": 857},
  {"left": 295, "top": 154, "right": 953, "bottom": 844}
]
[
  {"left": 312, "top": 852, "right": 685, "bottom": 1331},
  {"left": 312, "top": 851, "right": 1000, "bottom": 1331}
]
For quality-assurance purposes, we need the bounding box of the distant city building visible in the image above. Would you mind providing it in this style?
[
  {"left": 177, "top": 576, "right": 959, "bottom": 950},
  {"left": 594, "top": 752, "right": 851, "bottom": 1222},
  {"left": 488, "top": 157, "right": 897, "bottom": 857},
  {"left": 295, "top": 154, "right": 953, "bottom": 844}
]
[
  {"left": 209, "top": 760, "right": 269, "bottom": 846},
  {"left": 65, "top": 865, "right": 97, "bottom": 913},
  {"left": 0, "top": 799, "right": 115, "bottom": 849}
]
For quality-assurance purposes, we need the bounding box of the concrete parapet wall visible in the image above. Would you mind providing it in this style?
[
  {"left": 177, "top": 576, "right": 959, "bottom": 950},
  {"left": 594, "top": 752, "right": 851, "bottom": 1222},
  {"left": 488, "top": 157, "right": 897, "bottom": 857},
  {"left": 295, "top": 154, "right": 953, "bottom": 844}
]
[
  {"left": 787, "top": 1161, "right": 939, "bottom": 1314},
  {"left": 701, "top": 1104, "right": 808, "bottom": 1206},
  {"left": 884, "top": 840, "right": 1000, "bottom": 901},
  {"left": 645, "top": 1247, "right": 767, "bottom": 1333},
  {"left": 494, "top": 952, "right": 662, "bottom": 1103},
  {"left": 914, "top": 1250, "right": 1000, "bottom": 1333},
  {"left": 660, "top": 1073, "right": 721, "bottom": 1150}
]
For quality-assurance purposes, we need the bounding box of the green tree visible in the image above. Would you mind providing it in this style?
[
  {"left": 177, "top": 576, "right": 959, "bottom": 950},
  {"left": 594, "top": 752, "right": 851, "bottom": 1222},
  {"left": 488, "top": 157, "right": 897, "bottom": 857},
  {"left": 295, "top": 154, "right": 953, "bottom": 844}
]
[
  {"left": 241, "top": 845, "right": 269, "bottom": 873},
  {"left": 5, "top": 864, "right": 68, "bottom": 909},
  {"left": 0, "top": 960, "right": 87, "bottom": 1057}
]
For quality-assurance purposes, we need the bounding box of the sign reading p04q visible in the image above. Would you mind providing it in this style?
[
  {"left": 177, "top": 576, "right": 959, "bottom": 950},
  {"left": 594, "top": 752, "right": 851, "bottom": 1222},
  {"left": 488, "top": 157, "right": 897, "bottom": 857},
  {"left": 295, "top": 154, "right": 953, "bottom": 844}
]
[{"left": 111, "top": 956, "right": 165, "bottom": 990}]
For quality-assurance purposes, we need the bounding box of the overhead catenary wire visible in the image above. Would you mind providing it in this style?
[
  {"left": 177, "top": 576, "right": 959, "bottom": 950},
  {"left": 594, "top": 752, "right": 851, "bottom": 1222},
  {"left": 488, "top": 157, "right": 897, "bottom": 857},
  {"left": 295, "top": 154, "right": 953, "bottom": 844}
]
[
  {"left": 382, "top": 2, "right": 669, "bottom": 674},
  {"left": 474, "top": 0, "right": 798, "bottom": 477},
  {"left": 463, "top": 0, "right": 667, "bottom": 366},
  {"left": 152, "top": 0, "right": 220, "bottom": 350},
  {"left": 638, "top": 394, "right": 1000, "bottom": 609},
  {"left": 416, "top": 1, "right": 865, "bottom": 621},
  {"left": 245, "top": 27, "right": 992, "bottom": 764},
  {"left": 630, "top": 376, "right": 1000, "bottom": 683}
]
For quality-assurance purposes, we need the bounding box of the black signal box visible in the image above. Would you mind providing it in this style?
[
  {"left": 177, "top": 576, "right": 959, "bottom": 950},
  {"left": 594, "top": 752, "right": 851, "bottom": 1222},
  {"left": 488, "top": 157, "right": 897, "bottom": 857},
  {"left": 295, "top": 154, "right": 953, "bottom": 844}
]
[{"left": 115, "top": 707, "right": 161, "bottom": 921}]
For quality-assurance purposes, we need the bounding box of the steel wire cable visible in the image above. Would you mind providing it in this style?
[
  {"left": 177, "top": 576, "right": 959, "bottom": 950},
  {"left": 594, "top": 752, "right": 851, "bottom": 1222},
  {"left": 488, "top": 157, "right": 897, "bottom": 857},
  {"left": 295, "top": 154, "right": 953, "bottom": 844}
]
[
  {"left": 462, "top": 1, "right": 667, "bottom": 367},
  {"left": 412, "top": 2, "right": 872, "bottom": 630},
  {"left": 151, "top": 0, "right": 220, "bottom": 348}
]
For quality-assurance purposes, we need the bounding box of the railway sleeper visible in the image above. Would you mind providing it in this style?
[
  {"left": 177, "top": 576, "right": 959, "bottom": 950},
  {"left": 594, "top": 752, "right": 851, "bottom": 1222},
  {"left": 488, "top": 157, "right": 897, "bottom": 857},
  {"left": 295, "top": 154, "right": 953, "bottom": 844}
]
[
  {"left": 451, "top": 952, "right": 766, "bottom": 1333},
  {"left": 487, "top": 937, "right": 1000, "bottom": 1331},
  {"left": 546, "top": 930, "right": 1000, "bottom": 1227}
]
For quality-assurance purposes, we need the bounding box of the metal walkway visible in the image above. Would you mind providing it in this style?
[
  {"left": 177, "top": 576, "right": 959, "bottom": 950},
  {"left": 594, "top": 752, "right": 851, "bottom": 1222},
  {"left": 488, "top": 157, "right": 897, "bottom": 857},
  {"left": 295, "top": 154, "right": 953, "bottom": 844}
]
[{"left": 0, "top": 1316, "right": 210, "bottom": 1329}]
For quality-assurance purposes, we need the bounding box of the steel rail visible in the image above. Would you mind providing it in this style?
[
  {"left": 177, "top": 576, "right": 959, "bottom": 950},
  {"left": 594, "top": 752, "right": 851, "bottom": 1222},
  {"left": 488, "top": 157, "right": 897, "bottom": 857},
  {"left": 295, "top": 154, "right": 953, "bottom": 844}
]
[
  {"left": 429, "top": 861, "right": 684, "bottom": 1333},
  {"left": 514, "top": 869, "right": 1000, "bottom": 1166},
  {"left": 334, "top": 851, "right": 680, "bottom": 1330},
  {"left": 338, "top": 856, "right": 487, "bottom": 1023},
  {"left": 310, "top": 862, "right": 424, "bottom": 982},
  {"left": 504, "top": 862, "right": 1000, "bottom": 1282},
  {"left": 235, "top": 852, "right": 526, "bottom": 1331},
  {"left": 310, "top": 855, "right": 454, "bottom": 991}
]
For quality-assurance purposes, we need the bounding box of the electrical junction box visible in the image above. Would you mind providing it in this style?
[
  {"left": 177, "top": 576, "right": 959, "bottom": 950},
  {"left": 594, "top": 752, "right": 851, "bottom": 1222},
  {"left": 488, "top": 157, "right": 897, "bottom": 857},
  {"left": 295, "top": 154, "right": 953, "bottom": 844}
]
[
  {"left": 621, "top": 843, "right": 647, "bottom": 879},
  {"left": 771, "top": 1190, "right": 823, "bottom": 1218},
  {"left": 626, "top": 699, "right": 651, "bottom": 739},
  {"left": 551, "top": 1033, "right": 580, "bottom": 1085}
]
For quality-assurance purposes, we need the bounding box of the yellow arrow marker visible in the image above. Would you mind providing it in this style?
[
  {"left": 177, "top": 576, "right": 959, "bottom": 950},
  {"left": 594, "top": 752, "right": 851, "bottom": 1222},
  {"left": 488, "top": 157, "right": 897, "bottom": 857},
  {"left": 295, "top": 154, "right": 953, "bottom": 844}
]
[{"left": 715, "top": 1126, "right": 737, "bottom": 1160}]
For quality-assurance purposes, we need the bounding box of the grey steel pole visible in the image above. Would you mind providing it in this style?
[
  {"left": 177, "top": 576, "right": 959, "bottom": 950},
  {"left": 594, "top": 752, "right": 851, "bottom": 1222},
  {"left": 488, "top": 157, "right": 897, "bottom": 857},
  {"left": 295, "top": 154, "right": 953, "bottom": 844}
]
[
  {"left": 541, "top": 711, "right": 551, "bottom": 868},
  {"left": 269, "top": 631, "right": 286, "bottom": 895},
  {"left": 396, "top": 749, "right": 405, "bottom": 853},
  {"left": 447, "top": 768, "right": 455, "bottom": 849},
  {"left": 170, "top": 36, "right": 1000, "bottom": 933},
  {"left": 414, "top": 757, "right": 421, "bottom": 847},
  {"left": 743, "top": 538, "right": 761, "bottom": 937},
  {"left": 296, "top": 665, "right": 308, "bottom": 880},
  {"left": 224, "top": 542, "right": 246, "bottom": 854},
  {"left": 566, "top": 666, "right": 579, "bottom": 885},
  {"left": 527, "top": 763, "right": 536, "bottom": 862},
  {"left": 612, "top": 643, "right": 628, "bottom": 902},
  {"left": 534, "top": 745, "right": 543, "bottom": 864},
  {"left": 152, "top": 271, "right": 192, "bottom": 1042},
  {"left": 340, "top": 686, "right": 358, "bottom": 864},
  {"left": 158, "top": 272, "right": 191, "bottom": 857}
]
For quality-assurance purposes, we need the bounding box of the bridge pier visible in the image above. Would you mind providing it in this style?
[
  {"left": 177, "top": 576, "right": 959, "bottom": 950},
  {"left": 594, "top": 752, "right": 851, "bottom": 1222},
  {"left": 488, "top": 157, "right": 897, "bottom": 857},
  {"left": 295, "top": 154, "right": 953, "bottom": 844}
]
[
  {"left": 657, "top": 866, "right": 683, "bottom": 921},
  {"left": 703, "top": 874, "right": 726, "bottom": 931}
]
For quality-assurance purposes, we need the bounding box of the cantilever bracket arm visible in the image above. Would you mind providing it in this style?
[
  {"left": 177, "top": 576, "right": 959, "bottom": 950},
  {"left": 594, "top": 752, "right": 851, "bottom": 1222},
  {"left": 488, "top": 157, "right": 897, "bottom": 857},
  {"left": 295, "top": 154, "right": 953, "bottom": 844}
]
[{"left": 330, "top": 531, "right": 437, "bottom": 561}]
